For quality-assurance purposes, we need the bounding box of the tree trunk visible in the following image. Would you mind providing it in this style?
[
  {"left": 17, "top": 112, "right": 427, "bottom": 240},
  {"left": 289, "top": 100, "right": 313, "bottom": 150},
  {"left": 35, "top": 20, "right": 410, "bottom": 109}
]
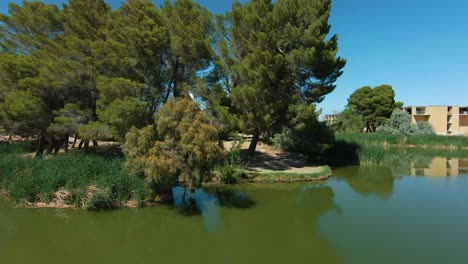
[
  {"left": 92, "top": 140, "right": 98, "bottom": 148},
  {"left": 72, "top": 133, "right": 78, "bottom": 148},
  {"left": 35, "top": 135, "right": 46, "bottom": 157},
  {"left": 8, "top": 134, "right": 12, "bottom": 141},
  {"left": 52, "top": 140, "right": 61, "bottom": 154},
  {"left": 246, "top": 128, "right": 260, "bottom": 160},
  {"left": 46, "top": 137, "right": 55, "bottom": 154},
  {"left": 84, "top": 140, "right": 89, "bottom": 150},
  {"left": 64, "top": 136, "right": 69, "bottom": 153},
  {"left": 78, "top": 139, "right": 85, "bottom": 149}
]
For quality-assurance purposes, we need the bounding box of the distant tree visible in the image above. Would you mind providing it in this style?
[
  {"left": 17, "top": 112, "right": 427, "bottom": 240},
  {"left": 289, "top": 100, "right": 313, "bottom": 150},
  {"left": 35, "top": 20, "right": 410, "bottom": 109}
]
[
  {"left": 347, "top": 84, "right": 400, "bottom": 132},
  {"left": 331, "top": 107, "right": 365, "bottom": 133},
  {"left": 122, "top": 99, "right": 224, "bottom": 195}
]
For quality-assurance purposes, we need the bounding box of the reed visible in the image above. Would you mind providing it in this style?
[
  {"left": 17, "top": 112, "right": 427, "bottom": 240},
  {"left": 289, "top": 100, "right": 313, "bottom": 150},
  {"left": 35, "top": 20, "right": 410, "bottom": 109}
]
[{"left": 0, "top": 143, "right": 147, "bottom": 209}]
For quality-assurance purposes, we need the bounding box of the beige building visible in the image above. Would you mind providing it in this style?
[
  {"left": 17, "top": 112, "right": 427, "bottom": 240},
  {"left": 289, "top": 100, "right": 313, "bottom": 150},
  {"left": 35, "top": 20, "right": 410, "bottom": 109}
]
[
  {"left": 323, "top": 114, "right": 339, "bottom": 125},
  {"left": 403, "top": 106, "right": 468, "bottom": 136}
]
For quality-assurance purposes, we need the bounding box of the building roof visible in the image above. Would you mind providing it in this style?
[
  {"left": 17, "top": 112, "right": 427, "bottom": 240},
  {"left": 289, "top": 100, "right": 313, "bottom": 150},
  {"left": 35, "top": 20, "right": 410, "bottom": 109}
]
[{"left": 404, "top": 105, "right": 468, "bottom": 108}]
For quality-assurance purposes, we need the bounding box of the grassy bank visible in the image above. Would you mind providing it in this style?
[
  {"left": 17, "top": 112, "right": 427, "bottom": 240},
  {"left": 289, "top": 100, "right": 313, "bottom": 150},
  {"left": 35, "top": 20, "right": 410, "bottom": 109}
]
[
  {"left": 331, "top": 133, "right": 468, "bottom": 167},
  {"left": 0, "top": 143, "right": 147, "bottom": 209},
  {"left": 336, "top": 133, "right": 468, "bottom": 149}
]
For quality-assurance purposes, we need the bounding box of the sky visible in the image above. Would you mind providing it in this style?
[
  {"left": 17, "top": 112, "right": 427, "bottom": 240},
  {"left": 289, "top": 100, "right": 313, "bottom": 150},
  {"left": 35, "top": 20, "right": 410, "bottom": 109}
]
[{"left": 1, "top": 0, "right": 467, "bottom": 116}]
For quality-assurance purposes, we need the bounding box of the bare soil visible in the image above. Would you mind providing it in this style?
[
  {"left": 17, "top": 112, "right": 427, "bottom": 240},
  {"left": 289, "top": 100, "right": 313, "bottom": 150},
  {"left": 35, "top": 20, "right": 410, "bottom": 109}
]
[{"left": 223, "top": 138, "right": 328, "bottom": 175}]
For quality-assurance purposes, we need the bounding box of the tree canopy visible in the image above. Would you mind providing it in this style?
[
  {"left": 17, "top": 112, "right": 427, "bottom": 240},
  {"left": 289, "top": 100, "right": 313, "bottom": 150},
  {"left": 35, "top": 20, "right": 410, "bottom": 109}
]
[
  {"left": 347, "top": 84, "right": 400, "bottom": 132},
  {"left": 205, "top": 0, "right": 345, "bottom": 157},
  {"left": 122, "top": 98, "right": 224, "bottom": 192},
  {"left": 0, "top": 0, "right": 345, "bottom": 174}
]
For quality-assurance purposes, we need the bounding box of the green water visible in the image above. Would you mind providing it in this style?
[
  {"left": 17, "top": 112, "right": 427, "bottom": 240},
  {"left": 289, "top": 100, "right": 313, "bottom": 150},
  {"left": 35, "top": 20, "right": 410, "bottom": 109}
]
[{"left": 1, "top": 158, "right": 468, "bottom": 263}]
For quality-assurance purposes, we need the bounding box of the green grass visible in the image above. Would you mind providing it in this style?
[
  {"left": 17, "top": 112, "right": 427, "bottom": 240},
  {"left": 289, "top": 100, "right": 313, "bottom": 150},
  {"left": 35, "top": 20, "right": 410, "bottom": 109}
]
[
  {"left": 406, "top": 134, "right": 468, "bottom": 147},
  {"left": 331, "top": 133, "right": 468, "bottom": 167},
  {"left": 0, "top": 143, "right": 147, "bottom": 209}
]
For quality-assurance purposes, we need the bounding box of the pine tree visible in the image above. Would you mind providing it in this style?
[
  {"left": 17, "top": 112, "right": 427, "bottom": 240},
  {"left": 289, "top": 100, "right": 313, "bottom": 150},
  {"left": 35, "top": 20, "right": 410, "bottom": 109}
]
[{"left": 209, "top": 0, "right": 345, "bottom": 158}]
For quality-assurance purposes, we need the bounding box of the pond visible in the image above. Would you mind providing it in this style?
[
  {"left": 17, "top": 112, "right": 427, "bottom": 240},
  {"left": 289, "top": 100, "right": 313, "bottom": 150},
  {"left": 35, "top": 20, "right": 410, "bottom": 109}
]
[{"left": 1, "top": 156, "right": 468, "bottom": 263}]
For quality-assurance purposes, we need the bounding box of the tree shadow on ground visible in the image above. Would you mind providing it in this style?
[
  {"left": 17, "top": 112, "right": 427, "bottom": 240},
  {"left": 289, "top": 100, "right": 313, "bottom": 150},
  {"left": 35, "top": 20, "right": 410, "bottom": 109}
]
[{"left": 245, "top": 150, "right": 311, "bottom": 171}]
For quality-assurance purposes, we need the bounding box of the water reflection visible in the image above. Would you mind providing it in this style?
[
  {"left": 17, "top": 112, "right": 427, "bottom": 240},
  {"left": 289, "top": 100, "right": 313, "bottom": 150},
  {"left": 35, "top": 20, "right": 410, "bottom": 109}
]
[
  {"left": 379, "top": 149, "right": 468, "bottom": 177},
  {"left": 172, "top": 187, "right": 255, "bottom": 216},
  {"left": 411, "top": 157, "right": 468, "bottom": 176},
  {"left": 334, "top": 166, "right": 394, "bottom": 199}
]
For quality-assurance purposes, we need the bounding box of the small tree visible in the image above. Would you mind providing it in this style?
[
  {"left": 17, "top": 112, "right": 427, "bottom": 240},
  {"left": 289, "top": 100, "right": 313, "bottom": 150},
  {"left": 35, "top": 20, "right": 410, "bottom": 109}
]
[{"left": 122, "top": 98, "right": 224, "bottom": 196}]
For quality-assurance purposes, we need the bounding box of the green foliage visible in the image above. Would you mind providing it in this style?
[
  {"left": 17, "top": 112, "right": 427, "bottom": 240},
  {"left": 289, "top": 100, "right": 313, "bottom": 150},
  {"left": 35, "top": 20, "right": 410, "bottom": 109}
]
[
  {"left": 271, "top": 127, "right": 297, "bottom": 151},
  {"left": 0, "top": 144, "right": 146, "bottom": 207},
  {"left": 0, "top": 1, "right": 63, "bottom": 52},
  {"left": 415, "top": 121, "right": 436, "bottom": 135},
  {"left": 205, "top": 0, "right": 345, "bottom": 154},
  {"left": 334, "top": 133, "right": 468, "bottom": 166},
  {"left": 47, "top": 103, "right": 91, "bottom": 137},
  {"left": 347, "top": 84, "right": 397, "bottom": 132},
  {"left": 1, "top": 0, "right": 343, "bottom": 160},
  {"left": 78, "top": 122, "right": 112, "bottom": 141},
  {"left": 99, "top": 98, "right": 149, "bottom": 141},
  {"left": 123, "top": 98, "right": 224, "bottom": 192},
  {"left": 271, "top": 104, "right": 334, "bottom": 160},
  {"left": 376, "top": 109, "right": 435, "bottom": 136},
  {"left": 85, "top": 190, "right": 114, "bottom": 211},
  {"left": 0, "top": 90, "right": 47, "bottom": 136},
  {"left": 331, "top": 108, "right": 365, "bottom": 133},
  {"left": 218, "top": 133, "right": 247, "bottom": 184}
]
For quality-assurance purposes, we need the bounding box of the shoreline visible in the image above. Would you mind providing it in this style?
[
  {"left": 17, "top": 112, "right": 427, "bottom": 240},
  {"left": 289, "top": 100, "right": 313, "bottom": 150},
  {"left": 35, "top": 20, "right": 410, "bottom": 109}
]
[{"left": 1, "top": 169, "right": 333, "bottom": 210}]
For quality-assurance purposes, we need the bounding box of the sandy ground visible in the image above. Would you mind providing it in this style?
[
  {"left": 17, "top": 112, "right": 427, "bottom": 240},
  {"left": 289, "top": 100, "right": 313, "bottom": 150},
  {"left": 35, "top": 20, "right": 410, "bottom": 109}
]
[{"left": 223, "top": 138, "right": 326, "bottom": 174}]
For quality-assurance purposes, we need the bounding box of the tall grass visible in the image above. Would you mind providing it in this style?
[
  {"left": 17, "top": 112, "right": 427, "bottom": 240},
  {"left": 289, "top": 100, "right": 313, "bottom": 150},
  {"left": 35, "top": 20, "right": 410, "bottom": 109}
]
[
  {"left": 336, "top": 133, "right": 468, "bottom": 148},
  {"left": 331, "top": 133, "right": 468, "bottom": 167},
  {"left": 406, "top": 134, "right": 468, "bottom": 147},
  {"left": 0, "top": 143, "right": 147, "bottom": 209}
]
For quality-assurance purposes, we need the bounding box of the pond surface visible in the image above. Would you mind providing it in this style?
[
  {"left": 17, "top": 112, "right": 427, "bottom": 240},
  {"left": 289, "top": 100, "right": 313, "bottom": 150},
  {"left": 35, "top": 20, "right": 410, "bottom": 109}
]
[{"left": 1, "top": 157, "right": 468, "bottom": 264}]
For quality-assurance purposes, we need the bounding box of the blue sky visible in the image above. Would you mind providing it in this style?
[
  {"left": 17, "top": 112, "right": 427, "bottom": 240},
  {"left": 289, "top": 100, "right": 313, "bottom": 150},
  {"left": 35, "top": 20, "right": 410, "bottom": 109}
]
[{"left": 1, "top": 0, "right": 467, "bottom": 115}]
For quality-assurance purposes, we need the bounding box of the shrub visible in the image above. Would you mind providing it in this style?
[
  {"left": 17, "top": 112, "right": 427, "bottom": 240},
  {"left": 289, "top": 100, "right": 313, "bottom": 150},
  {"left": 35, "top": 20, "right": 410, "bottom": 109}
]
[
  {"left": 271, "top": 127, "right": 296, "bottom": 151},
  {"left": 376, "top": 109, "right": 435, "bottom": 136},
  {"left": 271, "top": 104, "right": 334, "bottom": 161},
  {"left": 414, "top": 121, "right": 435, "bottom": 135},
  {"left": 218, "top": 163, "right": 246, "bottom": 184},
  {"left": 218, "top": 133, "right": 247, "bottom": 184},
  {"left": 123, "top": 98, "right": 224, "bottom": 193},
  {"left": 85, "top": 190, "right": 114, "bottom": 210}
]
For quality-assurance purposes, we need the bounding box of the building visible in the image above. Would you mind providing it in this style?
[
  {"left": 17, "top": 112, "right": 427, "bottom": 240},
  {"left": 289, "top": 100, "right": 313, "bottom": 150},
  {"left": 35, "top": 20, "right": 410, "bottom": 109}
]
[
  {"left": 403, "top": 106, "right": 468, "bottom": 136},
  {"left": 323, "top": 114, "right": 339, "bottom": 125}
]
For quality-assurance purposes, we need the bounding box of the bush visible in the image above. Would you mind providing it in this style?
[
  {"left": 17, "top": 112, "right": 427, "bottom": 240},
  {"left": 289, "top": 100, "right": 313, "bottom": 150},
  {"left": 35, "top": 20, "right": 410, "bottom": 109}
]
[
  {"left": 123, "top": 98, "right": 224, "bottom": 193},
  {"left": 414, "top": 121, "right": 435, "bottom": 135},
  {"left": 85, "top": 190, "right": 114, "bottom": 210},
  {"left": 218, "top": 163, "right": 246, "bottom": 184},
  {"left": 271, "top": 127, "right": 296, "bottom": 151},
  {"left": 218, "top": 133, "right": 247, "bottom": 184},
  {"left": 376, "top": 109, "right": 435, "bottom": 136},
  {"left": 271, "top": 104, "right": 334, "bottom": 161}
]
